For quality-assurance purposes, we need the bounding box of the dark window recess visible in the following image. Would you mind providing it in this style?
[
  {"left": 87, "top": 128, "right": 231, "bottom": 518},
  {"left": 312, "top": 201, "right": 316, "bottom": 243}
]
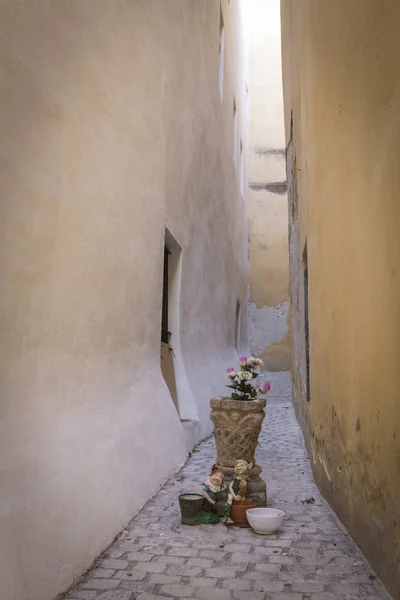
[
  {"left": 161, "top": 246, "right": 171, "bottom": 344},
  {"left": 303, "top": 248, "right": 310, "bottom": 402}
]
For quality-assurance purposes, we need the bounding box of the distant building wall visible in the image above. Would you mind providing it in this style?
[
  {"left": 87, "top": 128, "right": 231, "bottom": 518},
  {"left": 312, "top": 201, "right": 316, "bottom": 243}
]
[
  {"left": 281, "top": 1, "right": 400, "bottom": 597},
  {"left": 243, "top": 0, "right": 290, "bottom": 371},
  {"left": 0, "top": 2, "right": 249, "bottom": 599}
]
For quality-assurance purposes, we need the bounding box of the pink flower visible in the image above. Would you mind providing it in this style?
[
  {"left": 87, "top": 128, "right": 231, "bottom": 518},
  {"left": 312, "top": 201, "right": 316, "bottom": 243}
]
[
  {"left": 226, "top": 368, "right": 235, "bottom": 373},
  {"left": 260, "top": 381, "right": 271, "bottom": 393},
  {"left": 239, "top": 355, "right": 248, "bottom": 366}
]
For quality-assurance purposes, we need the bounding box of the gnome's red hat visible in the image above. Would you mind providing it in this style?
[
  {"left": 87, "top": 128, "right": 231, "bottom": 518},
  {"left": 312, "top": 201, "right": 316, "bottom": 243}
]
[{"left": 210, "top": 464, "right": 223, "bottom": 478}]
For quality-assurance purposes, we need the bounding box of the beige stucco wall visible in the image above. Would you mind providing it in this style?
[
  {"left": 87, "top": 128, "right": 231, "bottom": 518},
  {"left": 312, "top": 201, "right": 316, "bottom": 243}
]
[
  {"left": 0, "top": 2, "right": 249, "bottom": 600},
  {"left": 243, "top": 0, "right": 290, "bottom": 371},
  {"left": 281, "top": 1, "right": 400, "bottom": 597}
]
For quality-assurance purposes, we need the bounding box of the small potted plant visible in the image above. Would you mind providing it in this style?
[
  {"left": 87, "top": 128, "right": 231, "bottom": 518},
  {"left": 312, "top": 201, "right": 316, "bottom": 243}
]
[
  {"left": 209, "top": 357, "right": 271, "bottom": 506},
  {"left": 226, "top": 356, "right": 271, "bottom": 400}
]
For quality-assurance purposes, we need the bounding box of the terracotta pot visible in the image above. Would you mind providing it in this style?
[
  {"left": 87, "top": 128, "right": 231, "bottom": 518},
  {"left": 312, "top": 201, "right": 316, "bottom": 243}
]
[
  {"left": 230, "top": 498, "right": 257, "bottom": 528},
  {"left": 209, "top": 396, "right": 267, "bottom": 506}
]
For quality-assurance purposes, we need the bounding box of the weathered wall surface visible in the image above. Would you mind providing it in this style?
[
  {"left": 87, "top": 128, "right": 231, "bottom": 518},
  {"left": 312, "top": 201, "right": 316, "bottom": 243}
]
[
  {"left": 281, "top": 1, "right": 400, "bottom": 596},
  {"left": 243, "top": 0, "right": 290, "bottom": 371},
  {"left": 0, "top": 2, "right": 248, "bottom": 599}
]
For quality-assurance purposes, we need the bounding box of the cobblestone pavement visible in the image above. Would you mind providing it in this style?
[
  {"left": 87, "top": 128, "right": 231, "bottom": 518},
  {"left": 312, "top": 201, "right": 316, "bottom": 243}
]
[{"left": 63, "top": 372, "right": 391, "bottom": 600}]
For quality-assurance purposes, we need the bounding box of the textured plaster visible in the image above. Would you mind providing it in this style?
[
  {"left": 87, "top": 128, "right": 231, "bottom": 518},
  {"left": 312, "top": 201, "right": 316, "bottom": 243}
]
[
  {"left": 0, "top": 2, "right": 249, "bottom": 600},
  {"left": 248, "top": 300, "right": 290, "bottom": 371},
  {"left": 282, "top": 1, "right": 400, "bottom": 596}
]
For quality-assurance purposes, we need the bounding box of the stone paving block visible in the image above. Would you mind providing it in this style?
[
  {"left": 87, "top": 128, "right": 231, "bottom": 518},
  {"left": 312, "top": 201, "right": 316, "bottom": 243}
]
[
  {"left": 204, "top": 567, "right": 241, "bottom": 578},
  {"left": 69, "top": 591, "right": 97, "bottom": 600},
  {"left": 136, "top": 595, "right": 170, "bottom": 600},
  {"left": 254, "top": 562, "right": 282, "bottom": 574},
  {"left": 260, "top": 539, "right": 291, "bottom": 548},
  {"left": 230, "top": 552, "right": 265, "bottom": 563},
  {"left": 306, "top": 595, "right": 348, "bottom": 600},
  {"left": 154, "top": 556, "right": 187, "bottom": 565},
  {"left": 140, "top": 546, "right": 168, "bottom": 555},
  {"left": 107, "top": 549, "right": 127, "bottom": 559},
  {"left": 113, "top": 569, "right": 146, "bottom": 581},
  {"left": 222, "top": 543, "right": 252, "bottom": 553},
  {"left": 289, "top": 547, "right": 318, "bottom": 558},
  {"left": 166, "top": 564, "right": 202, "bottom": 577},
  {"left": 160, "top": 583, "right": 196, "bottom": 597},
  {"left": 90, "top": 569, "right": 116, "bottom": 579},
  {"left": 254, "top": 579, "right": 286, "bottom": 592},
  {"left": 149, "top": 574, "right": 182, "bottom": 584},
  {"left": 268, "top": 554, "right": 295, "bottom": 565},
  {"left": 331, "top": 582, "right": 363, "bottom": 594},
  {"left": 188, "top": 577, "right": 218, "bottom": 587},
  {"left": 199, "top": 550, "right": 228, "bottom": 560},
  {"left": 291, "top": 581, "right": 326, "bottom": 593},
  {"left": 97, "top": 593, "right": 134, "bottom": 600},
  {"left": 233, "top": 592, "right": 265, "bottom": 600},
  {"left": 186, "top": 557, "right": 214, "bottom": 568},
  {"left": 125, "top": 552, "right": 154, "bottom": 562},
  {"left": 118, "top": 581, "right": 154, "bottom": 595},
  {"left": 101, "top": 559, "right": 129, "bottom": 570},
  {"left": 253, "top": 546, "right": 282, "bottom": 556},
  {"left": 242, "top": 570, "right": 275, "bottom": 581},
  {"left": 167, "top": 539, "right": 192, "bottom": 548},
  {"left": 301, "top": 557, "right": 331, "bottom": 567},
  {"left": 82, "top": 579, "right": 120, "bottom": 590},
  {"left": 266, "top": 594, "right": 302, "bottom": 600},
  {"left": 168, "top": 547, "right": 199, "bottom": 557},
  {"left": 131, "top": 561, "right": 167, "bottom": 573},
  {"left": 220, "top": 578, "right": 252, "bottom": 591},
  {"left": 293, "top": 541, "right": 321, "bottom": 549},
  {"left": 195, "top": 587, "right": 231, "bottom": 600}
]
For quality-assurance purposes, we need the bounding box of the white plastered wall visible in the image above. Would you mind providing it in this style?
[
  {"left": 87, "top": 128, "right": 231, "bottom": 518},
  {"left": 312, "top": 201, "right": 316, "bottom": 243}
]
[{"left": 0, "top": 2, "right": 249, "bottom": 599}]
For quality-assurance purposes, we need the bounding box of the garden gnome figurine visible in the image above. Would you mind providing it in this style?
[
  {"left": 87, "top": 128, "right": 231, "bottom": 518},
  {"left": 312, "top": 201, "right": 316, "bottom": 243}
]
[
  {"left": 202, "top": 464, "right": 226, "bottom": 512},
  {"left": 223, "top": 456, "right": 253, "bottom": 525}
]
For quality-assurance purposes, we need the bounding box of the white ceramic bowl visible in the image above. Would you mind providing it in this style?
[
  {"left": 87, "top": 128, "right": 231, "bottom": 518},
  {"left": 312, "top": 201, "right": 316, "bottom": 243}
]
[{"left": 246, "top": 507, "right": 285, "bottom": 535}]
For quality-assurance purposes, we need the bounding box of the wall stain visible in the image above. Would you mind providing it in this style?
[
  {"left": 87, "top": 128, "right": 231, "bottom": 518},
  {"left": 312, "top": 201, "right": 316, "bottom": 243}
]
[
  {"left": 255, "top": 147, "right": 286, "bottom": 156},
  {"left": 249, "top": 181, "right": 288, "bottom": 194}
]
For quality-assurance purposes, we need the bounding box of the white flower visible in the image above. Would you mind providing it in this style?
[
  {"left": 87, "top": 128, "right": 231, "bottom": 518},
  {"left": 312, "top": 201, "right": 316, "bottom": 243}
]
[
  {"left": 238, "top": 370, "right": 252, "bottom": 381},
  {"left": 227, "top": 371, "right": 238, "bottom": 379}
]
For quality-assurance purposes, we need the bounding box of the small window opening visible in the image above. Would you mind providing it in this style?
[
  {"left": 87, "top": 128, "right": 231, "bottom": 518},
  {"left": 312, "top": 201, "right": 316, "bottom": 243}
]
[
  {"left": 160, "top": 232, "right": 181, "bottom": 414},
  {"left": 161, "top": 245, "right": 171, "bottom": 344},
  {"left": 219, "top": 7, "right": 225, "bottom": 102},
  {"left": 303, "top": 244, "right": 310, "bottom": 402}
]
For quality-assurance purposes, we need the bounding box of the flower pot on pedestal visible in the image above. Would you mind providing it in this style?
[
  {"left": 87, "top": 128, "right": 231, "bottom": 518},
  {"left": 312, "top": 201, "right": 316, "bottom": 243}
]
[{"left": 209, "top": 396, "right": 267, "bottom": 507}]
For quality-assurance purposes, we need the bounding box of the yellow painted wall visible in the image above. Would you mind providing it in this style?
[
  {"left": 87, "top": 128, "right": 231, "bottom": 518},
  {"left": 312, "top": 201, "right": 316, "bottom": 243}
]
[
  {"left": 281, "top": 1, "right": 400, "bottom": 596},
  {"left": 243, "top": 0, "right": 290, "bottom": 371},
  {"left": 0, "top": 2, "right": 249, "bottom": 599}
]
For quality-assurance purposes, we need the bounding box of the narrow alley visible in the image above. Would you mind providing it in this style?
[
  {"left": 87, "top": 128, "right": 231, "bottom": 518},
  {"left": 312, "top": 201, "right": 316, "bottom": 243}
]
[
  {"left": 62, "top": 372, "right": 390, "bottom": 600},
  {"left": 1, "top": 2, "right": 400, "bottom": 599}
]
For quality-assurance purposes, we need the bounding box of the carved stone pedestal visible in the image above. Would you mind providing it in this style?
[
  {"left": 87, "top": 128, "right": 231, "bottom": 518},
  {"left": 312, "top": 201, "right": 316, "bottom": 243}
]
[{"left": 210, "top": 397, "right": 267, "bottom": 507}]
